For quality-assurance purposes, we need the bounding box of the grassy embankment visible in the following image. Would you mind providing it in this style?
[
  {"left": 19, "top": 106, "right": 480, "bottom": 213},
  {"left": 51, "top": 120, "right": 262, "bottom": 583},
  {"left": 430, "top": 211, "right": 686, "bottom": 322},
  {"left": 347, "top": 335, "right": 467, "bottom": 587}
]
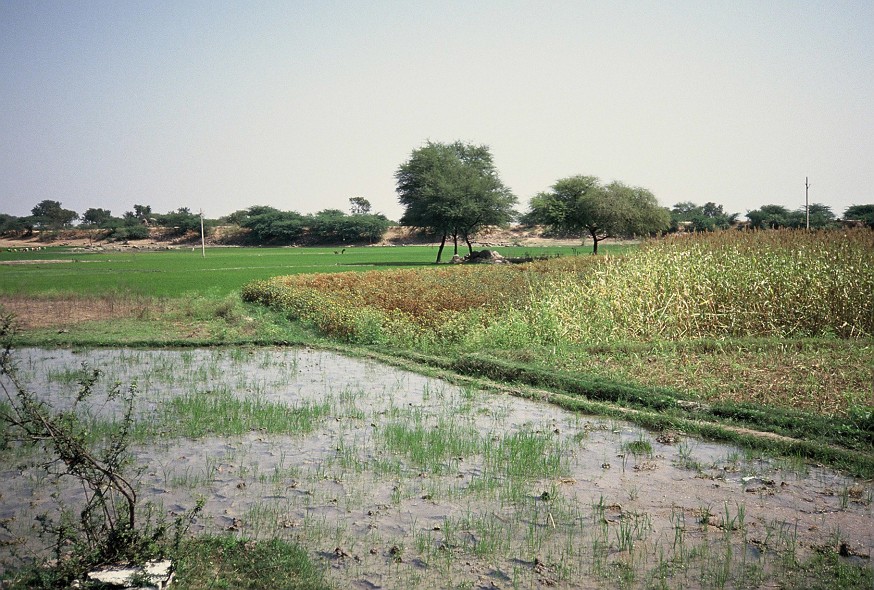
[{"left": 242, "top": 229, "right": 874, "bottom": 477}]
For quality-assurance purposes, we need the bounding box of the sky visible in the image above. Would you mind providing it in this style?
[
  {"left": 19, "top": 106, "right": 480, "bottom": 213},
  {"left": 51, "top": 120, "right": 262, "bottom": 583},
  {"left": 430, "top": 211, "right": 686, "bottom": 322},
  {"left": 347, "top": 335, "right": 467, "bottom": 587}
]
[{"left": 1, "top": 0, "right": 872, "bottom": 222}]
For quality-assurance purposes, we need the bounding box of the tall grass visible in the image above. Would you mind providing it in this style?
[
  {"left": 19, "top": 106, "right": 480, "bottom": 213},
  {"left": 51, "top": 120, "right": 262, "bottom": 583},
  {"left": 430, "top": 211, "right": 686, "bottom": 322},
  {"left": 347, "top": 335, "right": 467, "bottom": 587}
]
[
  {"left": 243, "top": 229, "right": 874, "bottom": 347},
  {"left": 507, "top": 229, "right": 873, "bottom": 344}
]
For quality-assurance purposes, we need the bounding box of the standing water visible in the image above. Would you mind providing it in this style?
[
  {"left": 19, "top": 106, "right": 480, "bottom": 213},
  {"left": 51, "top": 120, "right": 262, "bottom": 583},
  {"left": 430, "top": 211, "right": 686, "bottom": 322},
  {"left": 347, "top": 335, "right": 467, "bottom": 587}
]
[{"left": 1, "top": 348, "right": 871, "bottom": 588}]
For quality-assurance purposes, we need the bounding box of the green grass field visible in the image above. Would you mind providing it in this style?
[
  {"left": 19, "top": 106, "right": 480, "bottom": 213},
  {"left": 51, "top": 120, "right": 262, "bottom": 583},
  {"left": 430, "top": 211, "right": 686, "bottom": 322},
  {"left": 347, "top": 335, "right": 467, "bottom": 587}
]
[
  {"left": 0, "top": 243, "right": 629, "bottom": 347},
  {"left": 0, "top": 244, "right": 612, "bottom": 298}
]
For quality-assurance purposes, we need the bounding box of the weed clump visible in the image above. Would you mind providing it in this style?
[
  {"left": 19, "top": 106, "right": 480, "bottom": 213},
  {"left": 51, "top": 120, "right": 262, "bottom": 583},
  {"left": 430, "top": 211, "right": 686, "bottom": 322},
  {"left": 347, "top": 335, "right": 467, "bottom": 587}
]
[{"left": 0, "top": 315, "right": 201, "bottom": 586}]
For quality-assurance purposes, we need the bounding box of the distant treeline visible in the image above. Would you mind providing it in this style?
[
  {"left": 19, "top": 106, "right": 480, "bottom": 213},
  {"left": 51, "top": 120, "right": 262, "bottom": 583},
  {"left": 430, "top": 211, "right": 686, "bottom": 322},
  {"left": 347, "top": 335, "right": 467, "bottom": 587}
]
[
  {"left": 0, "top": 199, "right": 394, "bottom": 245},
  {"left": 1, "top": 198, "right": 872, "bottom": 245},
  {"left": 222, "top": 205, "right": 392, "bottom": 245},
  {"left": 667, "top": 201, "right": 874, "bottom": 232}
]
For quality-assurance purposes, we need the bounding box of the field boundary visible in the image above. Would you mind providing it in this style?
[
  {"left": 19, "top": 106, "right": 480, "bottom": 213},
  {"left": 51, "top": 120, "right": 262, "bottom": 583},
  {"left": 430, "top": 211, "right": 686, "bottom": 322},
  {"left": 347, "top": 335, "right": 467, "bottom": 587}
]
[{"left": 326, "top": 344, "right": 874, "bottom": 479}]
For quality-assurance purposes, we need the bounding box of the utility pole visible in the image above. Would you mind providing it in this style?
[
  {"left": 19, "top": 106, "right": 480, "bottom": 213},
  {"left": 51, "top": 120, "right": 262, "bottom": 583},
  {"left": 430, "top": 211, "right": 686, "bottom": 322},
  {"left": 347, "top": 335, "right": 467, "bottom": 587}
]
[
  {"left": 805, "top": 177, "right": 810, "bottom": 230},
  {"left": 200, "top": 209, "right": 206, "bottom": 258}
]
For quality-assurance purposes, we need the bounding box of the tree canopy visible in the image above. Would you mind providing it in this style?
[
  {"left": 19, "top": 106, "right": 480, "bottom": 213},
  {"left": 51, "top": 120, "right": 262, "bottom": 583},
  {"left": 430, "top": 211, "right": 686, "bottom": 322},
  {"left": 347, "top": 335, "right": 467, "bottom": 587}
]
[
  {"left": 802, "top": 203, "right": 837, "bottom": 229},
  {"left": 349, "top": 197, "right": 371, "bottom": 215},
  {"left": 746, "top": 203, "right": 836, "bottom": 229},
  {"left": 133, "top": 204, "right": 153, "bottom": 223},
  {"left": 223, "top": 205, "right": 391, "bottom": 245},
  {"left": 0, "top": 213, "right": 28, "bottom": 234},
  {"left": 154, "top": 208, "right": 203, "bottom": 236},
  {"left": 30, "top": 200, "right": 78, "bottom": 229},
  {"left": 396, "top": 141, "right": 516, "bottom": 262},
  {"left": 227, "top": 206, "right": 307, "bottom": 243},
  {"left": 526, "top": 175, "right": 670, "bottom": 254},
  {"left": 309, "top": 209, "right": 391, "bottom": 244},
  {"left": 670, "top": 201, "right": 738, "bottom": 232},
  {"left": 844, "top": 204, "right": 874, "bottom": 229},
  {"left": 81, "top": 208, "right": 114, "bottom": 228}
]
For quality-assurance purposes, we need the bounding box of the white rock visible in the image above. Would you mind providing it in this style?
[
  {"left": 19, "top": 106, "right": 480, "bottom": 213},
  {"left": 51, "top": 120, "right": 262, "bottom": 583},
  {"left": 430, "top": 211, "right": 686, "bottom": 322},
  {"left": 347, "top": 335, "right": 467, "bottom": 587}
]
[{"left": 86, "top": 560, "right": 173, "bottom": 590}]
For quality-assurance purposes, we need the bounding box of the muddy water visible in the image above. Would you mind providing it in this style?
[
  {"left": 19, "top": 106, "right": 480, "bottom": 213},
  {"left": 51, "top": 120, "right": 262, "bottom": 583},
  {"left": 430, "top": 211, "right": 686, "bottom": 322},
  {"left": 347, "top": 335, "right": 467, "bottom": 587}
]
[{"left": 1, "top": 348, "right": 871, "bottom": 589}]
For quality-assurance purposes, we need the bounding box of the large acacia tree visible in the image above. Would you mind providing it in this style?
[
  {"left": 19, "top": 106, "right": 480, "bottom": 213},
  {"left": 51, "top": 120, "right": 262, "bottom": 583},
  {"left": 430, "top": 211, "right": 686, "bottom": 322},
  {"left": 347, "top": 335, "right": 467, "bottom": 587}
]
[
  {"left": 527, "top": 175, "right": 670, "bottom": 254},
  {"left": 396, "top": 141, "right": 516, "bottom": 263}
]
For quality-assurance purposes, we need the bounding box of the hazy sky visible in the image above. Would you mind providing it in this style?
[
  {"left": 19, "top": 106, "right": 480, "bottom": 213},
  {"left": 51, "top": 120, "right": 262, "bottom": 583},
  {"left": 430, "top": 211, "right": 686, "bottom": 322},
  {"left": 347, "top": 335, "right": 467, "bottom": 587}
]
[{"left": 1, "top": 1, "right": 871, "bottom": 222}]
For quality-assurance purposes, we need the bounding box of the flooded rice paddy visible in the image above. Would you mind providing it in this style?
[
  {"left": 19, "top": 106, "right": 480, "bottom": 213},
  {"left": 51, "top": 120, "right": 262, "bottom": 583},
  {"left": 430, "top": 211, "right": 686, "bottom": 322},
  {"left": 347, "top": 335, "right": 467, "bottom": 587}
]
[{"left": 1, "top": 348, "right": 871, "bottom": 589}]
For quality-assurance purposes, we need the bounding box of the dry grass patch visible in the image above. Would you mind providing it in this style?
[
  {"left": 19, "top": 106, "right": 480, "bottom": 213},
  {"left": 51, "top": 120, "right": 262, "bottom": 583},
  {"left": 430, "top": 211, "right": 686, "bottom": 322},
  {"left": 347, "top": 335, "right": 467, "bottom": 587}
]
[{"left": 0, "top": 293, "right": 168, "bottom": 329}]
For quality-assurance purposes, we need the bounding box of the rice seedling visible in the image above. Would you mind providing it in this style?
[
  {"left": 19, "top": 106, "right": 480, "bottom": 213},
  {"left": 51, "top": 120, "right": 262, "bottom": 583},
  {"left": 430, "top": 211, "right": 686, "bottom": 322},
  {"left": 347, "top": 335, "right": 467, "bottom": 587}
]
[
  {"left": 140, "top": 391, "right": 332, "bottom": 439},
  {"left": 43, "top": 365, "right": 92, "bottom": 385},
  {"left": 838, "top": 485, "right": 851, "bottom": 510},
  {"left": 622, "top": 435, "right": 653, "bottom": 457},
  {"left": 669, "top": 506, "right": 688, "bottom": 563},
  {"left": 453, "top": 511, "right": 513, "bottom": 560},
  {"left": 169, "top": 535, "right": 332, "bottom": 590},
  {"left": 379, "top": 414, "right": 480, "bottom": 475},
  {"left": 4, "top": 345, "right": 872, "bottom": 589},
  {"left": 615, "top": 511, "right": 652, "bottom": 552},
  {"left": 170, "top": 465, "right": 213, "bottom": 490},
  {"left": 483, "top": 428, "right": 568, "bottom": 481},
  {"left": 718, "top": 502, "right": 746, "bottom": 533},
  {"left": 761, "top": 518, "right": 801, "bottom": 569},
  {"left": 697, "top": 504, "right": 714, "bottom": 528}
]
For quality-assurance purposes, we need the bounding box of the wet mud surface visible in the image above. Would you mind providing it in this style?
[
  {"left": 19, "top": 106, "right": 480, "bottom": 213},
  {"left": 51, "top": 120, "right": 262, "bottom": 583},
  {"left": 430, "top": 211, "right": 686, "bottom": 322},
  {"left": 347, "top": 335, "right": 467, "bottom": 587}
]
[{"left": 1, "top": 348, "right": 871, "bottom": 588}]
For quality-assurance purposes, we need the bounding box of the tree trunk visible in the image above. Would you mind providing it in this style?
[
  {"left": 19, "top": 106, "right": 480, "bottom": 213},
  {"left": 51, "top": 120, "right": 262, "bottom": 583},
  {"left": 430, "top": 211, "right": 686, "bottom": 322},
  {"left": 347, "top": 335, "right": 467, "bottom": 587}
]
[
  {"left": 452, "top": 231, "right": 459, "bottom": 255},
  {"left": 435, "top": 233, "right": 447, "bottom": 263},
  {"left": 465, "top": 233, "right": 473, "bottom": 255},
  {"left": 589, "top": 228, "right": 601, "bottom": 255}
]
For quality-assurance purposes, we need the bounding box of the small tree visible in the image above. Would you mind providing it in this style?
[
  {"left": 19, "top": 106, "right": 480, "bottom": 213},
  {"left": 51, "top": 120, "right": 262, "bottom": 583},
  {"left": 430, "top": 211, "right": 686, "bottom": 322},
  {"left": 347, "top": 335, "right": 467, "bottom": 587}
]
[
  {"left": 155, "top": 207, "right": 203, "bottom": 237},
  {"left": 670, "top": 201, "right": 738, "bottom": 232},
  {"left": 133, "top": 204, "right": 152, "bottom": 224},
  {"left": 797, "top": 203, "right": 836, "bottom": 229},
  {"left": 527, "top": 175, "right": 670, "bottom": 254},
  {"left": 0, "top": 213, "right": 28, "bottom": 235},
  {"left": 746, "top": 204, "right": 794, "bottom": 229},
  {"left": 349, "top": 196, "right": 372, "bottom": 215},
  {"left": 81, "top": 207, "right": 114, "bottom": 228},
  {"left": 345, "top": 213, "right": 392, "bottom": 243},
  {"left": 307, "top": 209, "right": 392, "bottom": 244},
  {"left": 231, "top": 206, "right": 306, "bottom": 244}
]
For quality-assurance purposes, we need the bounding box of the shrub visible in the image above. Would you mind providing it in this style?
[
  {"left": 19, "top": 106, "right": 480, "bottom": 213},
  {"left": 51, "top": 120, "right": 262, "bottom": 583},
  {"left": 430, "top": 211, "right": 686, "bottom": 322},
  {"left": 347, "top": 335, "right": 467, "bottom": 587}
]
[
  {"left": 0, "top": 316, "right": 201, "bottom": 585},
  {"left": 108, "top": 224, "right": 150, "bottom": 241}
]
